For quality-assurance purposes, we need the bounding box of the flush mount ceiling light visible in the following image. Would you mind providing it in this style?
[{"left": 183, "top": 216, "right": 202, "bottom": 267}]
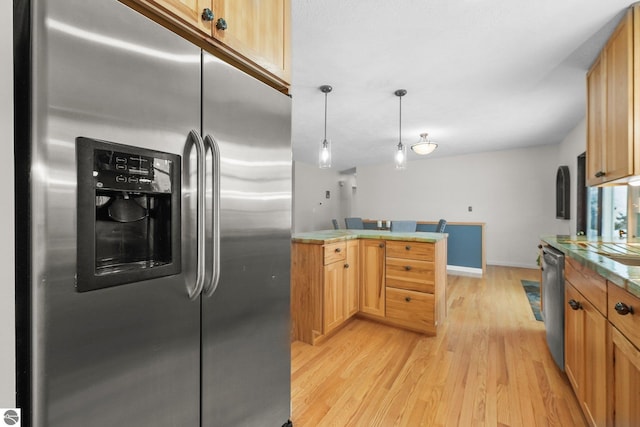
[
  {"left": 318, "top": 85, "right": 332, "bottom": 169},
  {"left": 394, "top": 89, "right": 407, "bottom": 170},
  {"left": 411, "top": 132, "right": 438, "bottom": 155}
]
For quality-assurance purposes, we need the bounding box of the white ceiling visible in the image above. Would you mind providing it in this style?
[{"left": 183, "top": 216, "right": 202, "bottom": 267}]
[{"left": 290, "top": 0, "right": 631, "bottom": 171}]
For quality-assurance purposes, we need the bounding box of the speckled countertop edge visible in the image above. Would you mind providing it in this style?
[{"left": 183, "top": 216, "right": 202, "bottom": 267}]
[
  {"left": 541, "top": 235, "right": 640, "bottom": 299},
  {"left": 292, "top": 229, "right": 447, "bottom": 245}
]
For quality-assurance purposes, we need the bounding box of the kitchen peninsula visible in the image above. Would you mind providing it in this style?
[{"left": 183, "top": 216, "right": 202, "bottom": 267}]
[{"left": 291, "top": 230, "right": 447, "bottom": 345}]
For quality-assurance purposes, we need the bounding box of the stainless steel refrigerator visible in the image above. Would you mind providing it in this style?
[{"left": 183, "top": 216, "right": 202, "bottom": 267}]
[{"left": 14, "top": 0, "right": 292, "bottom": 425}]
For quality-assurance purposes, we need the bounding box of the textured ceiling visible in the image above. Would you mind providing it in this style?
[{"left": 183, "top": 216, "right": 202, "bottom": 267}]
[{"left": 290, "top": 0, "right": 631, "bottom": 171}]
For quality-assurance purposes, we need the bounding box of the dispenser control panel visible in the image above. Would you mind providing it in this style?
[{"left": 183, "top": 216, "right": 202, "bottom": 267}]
[{"left": 94, "top": 149, "right": 173, "bottom": 193}]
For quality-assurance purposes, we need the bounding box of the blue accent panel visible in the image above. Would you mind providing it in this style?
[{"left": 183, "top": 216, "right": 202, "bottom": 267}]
[{"left": 416, "top": 223, "right": 483, "bottom": 268}]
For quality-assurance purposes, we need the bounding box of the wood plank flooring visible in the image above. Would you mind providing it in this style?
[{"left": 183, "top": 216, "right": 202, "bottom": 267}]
[{"left": 291, "top": 266, "right": 587, "bottom": 426}]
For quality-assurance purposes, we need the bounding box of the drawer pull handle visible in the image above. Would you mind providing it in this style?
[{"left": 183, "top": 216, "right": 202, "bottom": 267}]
[
  {"left": 405, "top": 245, "right": 411, "bottom": 250},
  {"left": 404, "top": 266, "right": 412, "bottom": 271},
  {"left": 405, "top": 296, "right": 411, "bottom": 302},
  {"left": 344, "top": 263, "right": 349, "bottom": 269},
  {"left": 335, "top": 248, "right": 341, "bottom": 253},
  {"left": 594, "top": 170, "right": 606, "bottom": 178},
  {"left": 614, "top": 302, "right": 634, "bottom": 316},
  {"left": 568, "top": 299, "right": 582, "bottom": 310}
]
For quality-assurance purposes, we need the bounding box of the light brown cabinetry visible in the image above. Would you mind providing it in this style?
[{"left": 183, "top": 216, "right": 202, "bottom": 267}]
[
  {"left": 586, "top": 7, "right": 634, "bottom": 185},
  {"left": 383, "top": 240, "right": 446, "bottom": 334},
  {"left": 212, "top": 0, "right": 290, "bottom": 81},
  {"left": 323, "top": 257, "right": 345, "bottom": 334},
  {"left": 359, "top": 239, "right": 386, "bottom": 317},
  {"left": 607, "top": 283, "right": 640, "bottom": 426},
  {"left": 564, "top": 254, "right": 640, "bottom": 426},
  {"left": 120, "top": 0, "right": 290, "bottom": 91},
  {"left": 345, "top": 240, "right": 359, "bottom": 317},
  {"left": 291, "top": 240, "right": 358, "bottom": 345},
  {"left": 564, "top": 281, "right": 607, "bottom": 427},
  {"left": 565, "top": 257, "right": 608, "bottom": 427},
  {"left": 292, "top": 235, "right": 448, "bottom": 345}
]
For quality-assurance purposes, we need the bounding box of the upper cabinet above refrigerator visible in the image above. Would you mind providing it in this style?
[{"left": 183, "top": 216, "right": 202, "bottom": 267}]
[{"left": 120, "top": 0, "right": 291, "bottom": 92}]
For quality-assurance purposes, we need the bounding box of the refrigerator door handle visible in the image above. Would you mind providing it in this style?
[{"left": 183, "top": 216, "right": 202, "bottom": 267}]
[
  {"left": 188, "top": 130, "right": 207, "bottom": 299},
  {"left": 203, "top": 134, "right": 221, "bottom": 297},
  {"left": 203, "top": 135, "right": 220, "bottom": 297}
]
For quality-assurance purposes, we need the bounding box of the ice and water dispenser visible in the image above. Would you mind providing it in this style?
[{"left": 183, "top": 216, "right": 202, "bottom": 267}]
[{"left": 76, "top": 137, "right": 181, "bottom": 292}]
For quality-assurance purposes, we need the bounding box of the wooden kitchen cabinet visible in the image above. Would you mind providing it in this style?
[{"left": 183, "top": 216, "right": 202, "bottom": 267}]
[
  {"left": 359, "top": 239, "right": 386, "bottom": 317},
  {"left": 291, "top": 240, "right": 358, "bottom": 345},
  {"left": 587, "top": 54, "right": 607, "bottom": 186},
  {"left": 607, "top": 283, "right": 640, "bottom": 426},
  {"left": 141, "top": 0, "right": 213, "bottom": 36},
  {"left": 586, "top": 7, "right": 634, "bottom": 185},
  {"left": 384, "top": 240, "right": 445, "bottom": 334},
  {"left": 564, "top": 282, "right": 608, "bottom": 427},
  {"left": 359, "top": 239, "right": 447, "bottom": 335},
  {"left": 120, "top": 0, "right": 290, "bottom": 91},
  {"left": 292, "top": 234, "right": 447, "bottom": 345},
  {"left": 323, "top": 259, "right": 345, "bottom": 334},
  {"left": 345, "top": 239, "right": 359, "bottom": 317},
  {"left": 212, "top": 0, "right": 290, "bottom": 82}
]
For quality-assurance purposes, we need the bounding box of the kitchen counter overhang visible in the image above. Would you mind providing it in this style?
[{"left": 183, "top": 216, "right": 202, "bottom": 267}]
[
  {"left": 292, "top": 229, "right": 448, "bottom": 245},
  {"left": 541, "top": 235, "right": 640, "bottom": 298}
]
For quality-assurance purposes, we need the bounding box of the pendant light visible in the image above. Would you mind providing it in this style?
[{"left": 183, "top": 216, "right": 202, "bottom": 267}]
[
  {"left": 319, "top": 85, "right": 332, "bottom": 168},
  {"left": 394, "top": 89, "right": 407, "bottom": 170},
  {"left": 411, "top": 132, "right": 438, "bottom": 155}
]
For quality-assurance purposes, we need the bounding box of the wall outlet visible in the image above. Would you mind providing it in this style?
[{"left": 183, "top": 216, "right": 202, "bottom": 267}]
[
  {"left": 468, "top": 206, "right": 473, "bottom": 212},
  {"left": 325, "top": 190, "right": 330, "bottom": 199}
]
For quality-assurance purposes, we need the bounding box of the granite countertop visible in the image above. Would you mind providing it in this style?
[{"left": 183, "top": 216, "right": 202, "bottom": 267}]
[
  {"left": 541, "top": 235, "right": 640, "bottom": 298},
  {"left": 292, "top": 229, "right": 447, "bottom": 245}
]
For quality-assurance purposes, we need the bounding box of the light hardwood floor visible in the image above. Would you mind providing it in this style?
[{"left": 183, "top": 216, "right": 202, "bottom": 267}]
[{"left": 291, "top": 266, "right": 587, "bottom": 426}]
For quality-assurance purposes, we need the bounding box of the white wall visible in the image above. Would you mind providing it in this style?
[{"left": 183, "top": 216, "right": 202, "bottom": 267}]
[
  {"left": 293, "top": 162, "right": 353, "bottom": 232},
  {"left": 1, "top": 0, "right": 15, "bottom": 405},
  {"left": 353, "top": 144, "right": 567, "bottom": 268}
]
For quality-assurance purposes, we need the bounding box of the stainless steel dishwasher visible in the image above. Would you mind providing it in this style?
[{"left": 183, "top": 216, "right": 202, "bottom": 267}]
[{"left": 541, "top": 245, "right": 565, "bottom": 371}]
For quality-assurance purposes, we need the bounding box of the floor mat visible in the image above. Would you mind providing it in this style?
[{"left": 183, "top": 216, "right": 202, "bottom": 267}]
[{"left": 521, "top": 280, "right": 542, "bottom": 321}]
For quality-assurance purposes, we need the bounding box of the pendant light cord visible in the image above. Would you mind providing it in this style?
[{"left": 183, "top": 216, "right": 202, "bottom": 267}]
[
  {"left": 324, "top": 91, "right": 328, "bottom": 141},
  {"left": 398, "top": 95, "right": 402, "bottom": 144}
]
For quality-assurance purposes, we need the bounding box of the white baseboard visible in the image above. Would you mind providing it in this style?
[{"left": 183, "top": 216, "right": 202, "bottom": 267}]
[{"left": 447, "top": 265, "right": 483, "bottom": 277}]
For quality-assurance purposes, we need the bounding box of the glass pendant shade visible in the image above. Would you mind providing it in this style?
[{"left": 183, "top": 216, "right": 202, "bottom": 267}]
[
  {"left": 411, "top": 133, "right": 438, "bottom": 155},
  {"left": 319, "top": 138, "right": 331, "bottom": 168},
  {"left": 395, "top": 141, "right": 407, "bottom": 169},
  {"left": 318, "top": 85, "right": 333, "bottom": 169}
]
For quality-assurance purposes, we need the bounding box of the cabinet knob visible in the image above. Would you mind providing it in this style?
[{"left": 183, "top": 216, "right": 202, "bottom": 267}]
[
  {"left": 568, "top": 299, "right": 582, "bottom": 311},
  {"left": 405, "top": 245, "right": 411, "bottom": 250},
  {"left": 614, "top": 302, "right": 634, "bottom": 316},
  {"left": 216, "top": 17, "right": 228, "bottom": 31},
  {"left": 379, "top": 243, "right": 385, "bottom": 248},
  {"left": 404, "top": 266, "right": 412, "bottom": 271},
  {"left": 594, "top": 171, "right": 606, "bottom": 178},
  {"left": 344, "top": 263, "right": 349, "bottom": 269},
  {"left": 201, "top": 8, "right": 214, "bottom": 21},
  {"left": 335, "top": 247, "right": 341, "bottom": 253},
  {"left": 405, "top": 296, "right": 411, "bottom": 302}
]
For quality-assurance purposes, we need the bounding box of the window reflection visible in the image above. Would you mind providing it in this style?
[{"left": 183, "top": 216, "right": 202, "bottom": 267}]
[{"left": 587, "top": 186, "right": 627, "bottom": 238}]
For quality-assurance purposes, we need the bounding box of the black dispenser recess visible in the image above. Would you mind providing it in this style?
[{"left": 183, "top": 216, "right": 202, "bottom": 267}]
[{"left": 76, "top": 137, "right": 181, "bottom": 292}]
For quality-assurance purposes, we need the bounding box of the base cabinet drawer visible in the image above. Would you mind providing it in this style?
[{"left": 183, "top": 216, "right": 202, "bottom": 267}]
[
  {"left": 608, "top": 283, "right": 640, "bottom": 349},
  {"left": 385, "top": 287, "right": 434, "bottom": 333},
  {"left": 386, "top": 258, "right": 434, "bottom": 293},
  {"left": 386, "top": 241, "right": 434, "bottom": 261}
]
